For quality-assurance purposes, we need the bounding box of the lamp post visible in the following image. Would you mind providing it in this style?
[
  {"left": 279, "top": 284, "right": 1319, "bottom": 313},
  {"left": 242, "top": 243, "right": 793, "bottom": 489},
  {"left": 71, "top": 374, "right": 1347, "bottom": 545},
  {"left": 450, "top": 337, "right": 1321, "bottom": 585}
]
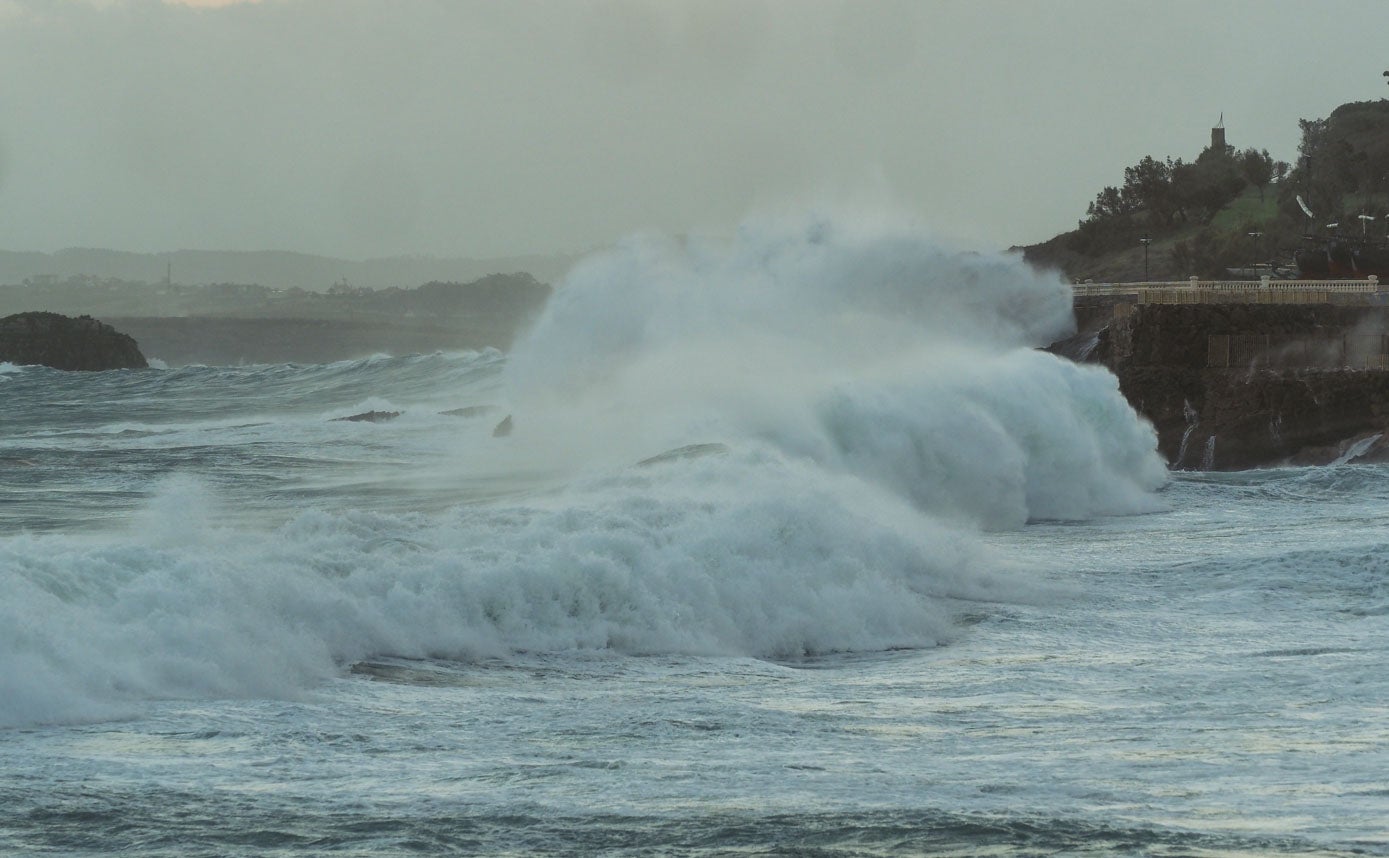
[
  {"left": 1139, "top": 235, "right": 1152, "bottom": 282},
  {"left": 1248, "top": 231, "right": 1263, "bottom": 271}
]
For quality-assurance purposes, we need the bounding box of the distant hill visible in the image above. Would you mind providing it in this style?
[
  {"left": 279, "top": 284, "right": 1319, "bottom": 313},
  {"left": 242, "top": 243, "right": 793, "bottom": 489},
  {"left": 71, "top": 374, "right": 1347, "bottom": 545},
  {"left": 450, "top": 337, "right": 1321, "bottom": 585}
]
[
  {"left": 1021, "top": 98, "right": 1389, "bottom": 283},
  {"left": 0, "top": 247, "right": 581, "bottom": 292},
  {"left": 0, "top": 272, "right": 555, "bottom": 365}
]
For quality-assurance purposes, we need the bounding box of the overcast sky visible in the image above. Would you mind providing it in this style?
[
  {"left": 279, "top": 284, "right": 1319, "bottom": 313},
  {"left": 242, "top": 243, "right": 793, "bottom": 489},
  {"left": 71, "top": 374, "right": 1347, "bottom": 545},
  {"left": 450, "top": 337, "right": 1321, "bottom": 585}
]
[{"left": 0, "top": 0, "right": 1385, "bottom": 260}]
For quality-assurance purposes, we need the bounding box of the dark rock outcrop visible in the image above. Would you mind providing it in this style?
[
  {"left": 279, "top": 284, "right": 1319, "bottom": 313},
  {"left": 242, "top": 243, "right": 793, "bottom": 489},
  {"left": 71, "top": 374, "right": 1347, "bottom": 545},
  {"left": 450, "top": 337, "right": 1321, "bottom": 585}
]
[
  {"left": 0, "top": 311, "right": 147, "bottom": 371},
  {"left": 1057, "top": 301, "right": 1389, "bottom": 469},
  {"left": 333, "top": 410, "right": 402, "bottom": 423}
]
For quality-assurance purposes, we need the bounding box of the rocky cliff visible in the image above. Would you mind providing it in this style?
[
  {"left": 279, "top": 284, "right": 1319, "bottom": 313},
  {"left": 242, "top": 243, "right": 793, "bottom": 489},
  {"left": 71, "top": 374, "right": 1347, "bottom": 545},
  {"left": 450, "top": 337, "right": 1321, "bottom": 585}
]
[
  {"left": 0, "top": 311, "right": 148, "bottom": 370},
  {"left": 1056, "top": 302, "right": 1389, "bottom": 469}
]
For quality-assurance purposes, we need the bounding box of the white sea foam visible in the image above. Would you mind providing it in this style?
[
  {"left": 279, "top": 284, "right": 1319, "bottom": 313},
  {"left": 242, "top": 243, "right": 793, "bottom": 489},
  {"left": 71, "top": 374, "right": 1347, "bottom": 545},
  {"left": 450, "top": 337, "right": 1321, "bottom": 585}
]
[
  {"left": 0, "top": 212, "right": 1168, "bottom": 726},
  {"left": 0, "top": 458, "right": 1006, "bottom": 727},
  {"left": 497, "top": 212, "right": 1164, "bottom": 523}
]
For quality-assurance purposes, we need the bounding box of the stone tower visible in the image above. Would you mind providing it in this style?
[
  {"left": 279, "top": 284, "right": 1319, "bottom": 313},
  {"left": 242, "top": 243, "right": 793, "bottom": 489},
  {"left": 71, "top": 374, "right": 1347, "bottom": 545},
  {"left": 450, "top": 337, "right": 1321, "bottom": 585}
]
[{"left": 1211, "top": 113, "right": 1226, "bottom": 151}]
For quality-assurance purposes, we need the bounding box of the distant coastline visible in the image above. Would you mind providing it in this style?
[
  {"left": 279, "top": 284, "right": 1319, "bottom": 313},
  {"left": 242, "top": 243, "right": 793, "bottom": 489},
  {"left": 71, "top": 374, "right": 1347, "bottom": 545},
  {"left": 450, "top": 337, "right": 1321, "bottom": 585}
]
[
  {"left": 0, "top": 247, "right": 580, "bottom": 293},
  {"left": 0, "top": 273, "right": 553, "bottom": 366}
]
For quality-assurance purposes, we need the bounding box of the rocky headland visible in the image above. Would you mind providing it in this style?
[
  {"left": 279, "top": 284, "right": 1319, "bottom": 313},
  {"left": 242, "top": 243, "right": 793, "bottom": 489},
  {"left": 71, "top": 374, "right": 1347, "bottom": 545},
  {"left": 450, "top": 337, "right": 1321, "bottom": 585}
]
[
  {"left": 0, "top": 311, "right": 148, "bottom": 371},
  {"left": 1055, "top": 300, "right": 1389, "bottom": 470}
]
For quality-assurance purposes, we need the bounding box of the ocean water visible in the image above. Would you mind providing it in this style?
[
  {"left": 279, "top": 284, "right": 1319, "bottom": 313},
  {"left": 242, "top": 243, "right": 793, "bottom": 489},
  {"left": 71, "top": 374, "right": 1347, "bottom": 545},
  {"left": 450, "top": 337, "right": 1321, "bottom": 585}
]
[{"left": 3, "top": 218, "right": 1387, "bottom": 856}]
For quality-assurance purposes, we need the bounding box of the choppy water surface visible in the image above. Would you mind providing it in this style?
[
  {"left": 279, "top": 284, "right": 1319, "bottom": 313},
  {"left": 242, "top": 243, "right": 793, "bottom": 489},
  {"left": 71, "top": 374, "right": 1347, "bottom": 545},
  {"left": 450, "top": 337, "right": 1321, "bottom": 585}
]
[{"left": 3, "top": 220, "right": 1386, "bottom": 855}]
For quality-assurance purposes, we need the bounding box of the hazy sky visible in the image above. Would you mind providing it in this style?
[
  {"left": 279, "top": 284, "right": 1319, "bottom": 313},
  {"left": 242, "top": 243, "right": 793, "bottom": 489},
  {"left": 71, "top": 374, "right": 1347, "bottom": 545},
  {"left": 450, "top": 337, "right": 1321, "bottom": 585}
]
[{"left": 1, "top": 0, "right": 1385, "bottom": 260}]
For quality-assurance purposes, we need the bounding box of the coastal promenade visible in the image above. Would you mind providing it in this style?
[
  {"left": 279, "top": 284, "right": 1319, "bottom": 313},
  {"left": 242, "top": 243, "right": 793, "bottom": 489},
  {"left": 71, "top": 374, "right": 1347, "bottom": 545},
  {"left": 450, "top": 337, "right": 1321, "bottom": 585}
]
[{"left": 1073, "top": 276, "right": 1385, "bottom": 305}]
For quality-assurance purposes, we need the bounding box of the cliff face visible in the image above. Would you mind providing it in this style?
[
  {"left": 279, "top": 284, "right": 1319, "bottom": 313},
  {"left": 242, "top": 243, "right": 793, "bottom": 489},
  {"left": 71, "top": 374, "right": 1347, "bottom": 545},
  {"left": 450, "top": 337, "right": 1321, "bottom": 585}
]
[
  {"left": 1059, "top": 302, "right": 1389, "bottom": 469},
  {"left": 0, "top": 311, "right": 148, "bottom": 371}
]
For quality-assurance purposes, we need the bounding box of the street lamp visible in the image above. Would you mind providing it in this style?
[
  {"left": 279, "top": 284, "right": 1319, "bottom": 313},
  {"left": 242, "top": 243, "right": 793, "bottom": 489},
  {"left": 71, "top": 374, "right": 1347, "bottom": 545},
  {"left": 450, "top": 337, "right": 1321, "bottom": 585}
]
[
  {"left": 1248, "top": 231, "right": 1263, "bottom": 271},
  {"left": 1139, "top": 235, "right": 1152, "bottom": 282}
]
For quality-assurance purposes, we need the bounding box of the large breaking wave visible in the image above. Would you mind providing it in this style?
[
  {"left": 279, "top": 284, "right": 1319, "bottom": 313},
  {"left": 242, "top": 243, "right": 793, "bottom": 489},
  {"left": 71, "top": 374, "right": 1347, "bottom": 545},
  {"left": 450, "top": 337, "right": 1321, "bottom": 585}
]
[{"left": 0, "top": 214, "right": 1166, "bottom": 727}]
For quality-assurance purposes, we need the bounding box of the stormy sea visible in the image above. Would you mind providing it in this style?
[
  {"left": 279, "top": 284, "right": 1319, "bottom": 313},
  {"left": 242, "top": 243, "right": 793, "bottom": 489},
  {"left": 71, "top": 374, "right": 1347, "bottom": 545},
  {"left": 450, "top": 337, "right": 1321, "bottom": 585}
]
[{"left": 3, "top": 218, "right": 1386, "bottom": 856}]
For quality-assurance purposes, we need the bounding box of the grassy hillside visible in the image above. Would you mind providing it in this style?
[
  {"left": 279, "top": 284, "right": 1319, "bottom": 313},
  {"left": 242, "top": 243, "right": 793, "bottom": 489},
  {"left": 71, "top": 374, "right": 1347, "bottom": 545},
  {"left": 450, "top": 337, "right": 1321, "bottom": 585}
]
[
  {"left": 1022, "top": 186, "right": 1291, "bottom": 283},
  {"left": 1022, "top": 98, "right": 1389, "bottom": 283}
]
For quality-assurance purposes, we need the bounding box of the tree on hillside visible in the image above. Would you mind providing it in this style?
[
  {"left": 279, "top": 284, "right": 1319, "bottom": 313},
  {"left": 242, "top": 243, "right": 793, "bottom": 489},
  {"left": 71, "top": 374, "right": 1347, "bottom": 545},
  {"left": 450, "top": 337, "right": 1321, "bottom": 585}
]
[
  {"left": 1298, "top": 117, "right": 1328, "bottom": 158},
  {"left": 1168, "top": 159, "right": 1198, "bottom": 223},
  {"left": 1084, "top": 148, "right": 1250, "bottom": 232},
  {"left": 1086, "top": 185, "right": 1133, "bottom": 221},
  {"left": 1281, "top": 103, "right": 1389, "bottom": 225},
  {"left": 1198, "top": 150, "right": 1246, "bottom": 216},
  {"left": 1239, "top": 148, "right": 1275, "bottom": 201},
  {"left": 1165, "top": 150, "right": 1245, "bottom": 224},
  {"left": 1121, "top": 156, "right": 1176, "bottom": 225}
]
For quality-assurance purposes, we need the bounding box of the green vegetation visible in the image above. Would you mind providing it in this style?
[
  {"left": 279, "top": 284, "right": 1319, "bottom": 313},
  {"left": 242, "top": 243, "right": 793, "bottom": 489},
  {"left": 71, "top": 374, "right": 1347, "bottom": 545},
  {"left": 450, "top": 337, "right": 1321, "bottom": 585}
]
[
  {"left": 1282, "top": 101, "right": 1389, "bottom": 230},
  {"left": 1023, "top": 98, "right": 1389, "bottom": 281},
  {"left": 1208, "top": 187, "right": 1279, "bottom": 231},
  {"left": 1070, "top": 144, "right": 1274, "bottom": 258}
]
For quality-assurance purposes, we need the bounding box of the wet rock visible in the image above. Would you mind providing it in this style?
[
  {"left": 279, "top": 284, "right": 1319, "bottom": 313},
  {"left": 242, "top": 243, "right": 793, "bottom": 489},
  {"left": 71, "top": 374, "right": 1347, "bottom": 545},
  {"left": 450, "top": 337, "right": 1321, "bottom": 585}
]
[
  {"left": 0, "top": 311, "right": 147, "bottom": 371},
  {"left": 334, "top": 410, "right": 401, "bottom": 423},
  {"left": 1059, "top": 302, "right": 1389, "bottom": 470}
]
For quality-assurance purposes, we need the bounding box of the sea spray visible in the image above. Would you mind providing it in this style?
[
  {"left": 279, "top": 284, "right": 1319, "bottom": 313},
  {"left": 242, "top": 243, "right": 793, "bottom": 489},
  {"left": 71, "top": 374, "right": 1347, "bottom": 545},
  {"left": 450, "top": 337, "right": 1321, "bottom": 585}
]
[
  {"left": 498, "top": 213, "right": 1164, "bottom": 522},
  {"left": 816, "top": 349, "right": 1164, "bottom": 528},
  {"left": 504, "top": 215, "right": 1077, "bottom": 407},
  {"left": 0, "top": 213, "right": 1168, "bottom": 727},
  {"left": 1, "top": 455, "right": 1006, "bottom": 727}
]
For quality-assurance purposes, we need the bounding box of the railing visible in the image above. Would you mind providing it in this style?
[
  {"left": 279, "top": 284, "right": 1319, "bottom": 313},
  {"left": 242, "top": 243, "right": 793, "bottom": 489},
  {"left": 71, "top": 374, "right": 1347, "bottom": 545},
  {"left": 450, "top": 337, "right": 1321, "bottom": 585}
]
[{"left": 1074, "top": 276, "right": 1381, "bottom": 297}]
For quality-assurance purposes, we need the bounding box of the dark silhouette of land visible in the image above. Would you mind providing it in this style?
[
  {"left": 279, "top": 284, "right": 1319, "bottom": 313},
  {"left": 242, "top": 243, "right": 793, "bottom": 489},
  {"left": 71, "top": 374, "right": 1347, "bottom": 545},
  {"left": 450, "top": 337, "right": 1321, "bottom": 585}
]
[
  {"left": 0, "top": 248, "right": 577, "bottom": 293},
  {"left": 0, "top": 311, "right": 147, "bottom": 371},
  {"left": 0, "top": 272, "right": 553, "bottom": 365}
]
